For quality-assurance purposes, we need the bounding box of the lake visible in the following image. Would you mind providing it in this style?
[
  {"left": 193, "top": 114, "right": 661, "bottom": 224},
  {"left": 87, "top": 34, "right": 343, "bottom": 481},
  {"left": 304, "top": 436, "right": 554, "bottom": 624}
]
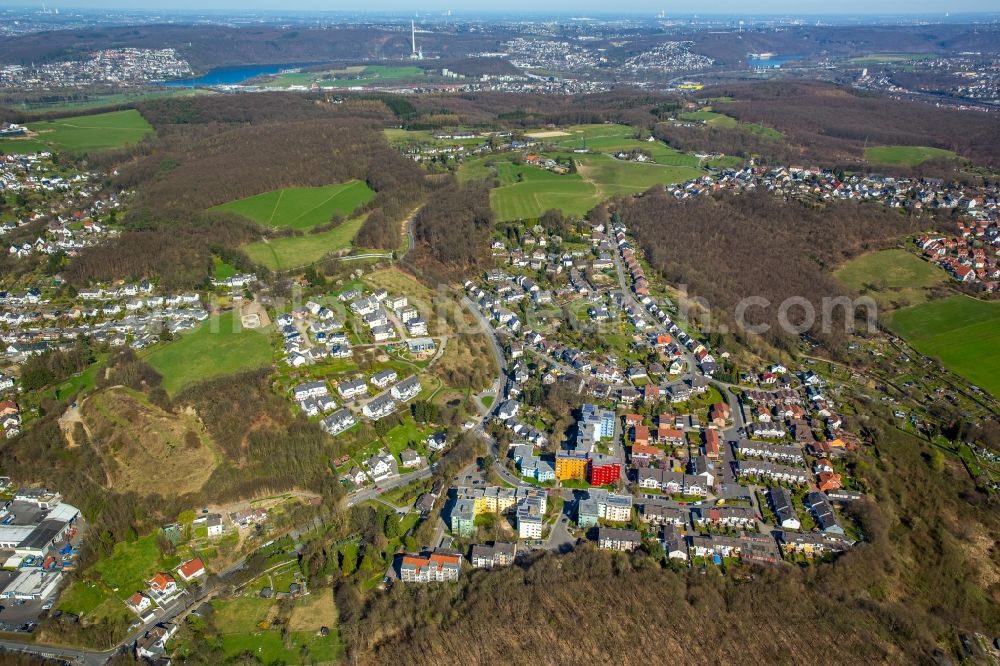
[{"left": 162, "top": 63, "right": 308, "bottom": 87}]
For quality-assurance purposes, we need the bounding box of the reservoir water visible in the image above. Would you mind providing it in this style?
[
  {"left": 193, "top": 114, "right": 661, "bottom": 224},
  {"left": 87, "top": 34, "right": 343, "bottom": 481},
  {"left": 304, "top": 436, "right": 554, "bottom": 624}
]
[{"left": 162, "top": 63, "right": 307, "bottom": 87}]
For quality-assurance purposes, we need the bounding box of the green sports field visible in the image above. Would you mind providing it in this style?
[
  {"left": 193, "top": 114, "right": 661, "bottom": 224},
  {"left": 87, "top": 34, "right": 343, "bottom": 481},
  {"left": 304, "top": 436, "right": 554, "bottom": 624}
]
[
  {"left": 865, "top": 145, "right": 958, "bottom": 166},
  {"left": 145, "top": 310, "right": 273, "bottom": 395},
  {"left": 7, "top": 109, "right": 154, "bottom": 154},
  {"left": 834, "top": 249, "right": 948, "bottom": 310},
  {"left": 242, "top": 215, "right": 367, "bottom": 271},
  {"left": 210, "top": 180, "right": 374, "bottom": 231},
  {"left": 887, "top": 295, "right": 1000, "bottom": 397}
]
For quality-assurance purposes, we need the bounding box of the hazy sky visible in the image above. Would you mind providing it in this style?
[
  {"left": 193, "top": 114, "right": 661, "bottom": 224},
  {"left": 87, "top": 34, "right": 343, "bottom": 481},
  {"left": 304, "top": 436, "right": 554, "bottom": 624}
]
[{"left": 7, "top": 0, "right": 999, "bottom": 14}]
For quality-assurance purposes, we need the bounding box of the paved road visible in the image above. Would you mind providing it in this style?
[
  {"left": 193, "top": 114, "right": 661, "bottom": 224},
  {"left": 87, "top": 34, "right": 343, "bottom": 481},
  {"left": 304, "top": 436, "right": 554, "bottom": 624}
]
[
  {"left": 610, "top": 235, "right": 700, "bottom": 381},
  {"left": 347, "top": 467, "right": 432, "bottom": 507},
  {"left": 461, "top": 296, "right": 521, "bottom": 478},
  {"left": 0, "top": 638, "right": 113, "bottom": 666}
]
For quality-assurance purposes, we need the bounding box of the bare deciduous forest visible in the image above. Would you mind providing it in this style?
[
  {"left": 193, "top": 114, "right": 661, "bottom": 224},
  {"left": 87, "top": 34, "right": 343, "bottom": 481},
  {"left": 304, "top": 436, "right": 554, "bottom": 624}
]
[
  {"left": 68, "top": 95, "right": 425, "bottom": 287},
  {"left": 617, "top": 188, "right": 940, "bottom": 352},
  {"left": 406, "top": 178, "right": 494, "bottom": 282}
]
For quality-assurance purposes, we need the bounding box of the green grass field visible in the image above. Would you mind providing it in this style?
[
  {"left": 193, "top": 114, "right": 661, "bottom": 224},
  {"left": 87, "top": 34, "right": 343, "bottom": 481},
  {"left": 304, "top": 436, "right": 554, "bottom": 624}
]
[
  {"left": 865, "top": 145, "right": 959, "bottom": 166},
  {"left": 485, "top": 155, "right": 701, "bottom": 220},
  {"left": 849, "top": 53, "right": 936, "bottom": 64},
  {"left": 242, "top": 215, "right": 367, "bottom": 271},
  {"left": 210, "top": 181, "right": 374, "bottom": 231},
  {"left": 546, "top": 124, "right": 701, "bottom": 167},
  {"left": 145, "top": 311, "right": 273, "bottom": 395},
  {"left": 213, "top": 256, "right": 239, "bottom": 280},
  {"left": 677, "top": 108, "right": 784, "bottom": 141},
  {"left": 706, "top": 155, "right": 744, "bottom": 169},
  {"left": 92, "top": 534, "right": 179, "bottom": 597},
  {"left": 0, "top": 137, "right": 52, "bottom": 154},
  {"left": 678, "top": 109, "right": 738, "bottom": 127},
  {"left": 58, "top": 580, "right": 115, "bottom": 615},
  {"left": 834, "top": 249, "right": 948, "bottom": 310},
  {"left": 11, "top": 109, "right": 154, "bottom": 154},
  {"left": 576, "top": 153, "right": 703, "bottom": 198},
  {"left": 491, "top": 162, "right": 601, "bottom": 221},
  {"left": 220, "top": 631, "right": 341, "bottom": 663},
  {"left": 213, "top": 597, "right": 341, "bottom": 663},
  {"left": 887, "top": 295, "right": 1000, "bottom": 397},
  {"left": 10, "top": 88, "right": 212, "bottom": 114},
  {"left": 265, "top": 64, "right": 426, "bottom": 89}
]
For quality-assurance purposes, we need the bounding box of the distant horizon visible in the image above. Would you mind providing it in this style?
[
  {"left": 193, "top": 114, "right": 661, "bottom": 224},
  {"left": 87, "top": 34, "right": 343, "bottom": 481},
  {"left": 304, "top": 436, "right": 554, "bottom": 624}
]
[{"left": 3, "top": 3, "right": 1000, "bottom": 18}]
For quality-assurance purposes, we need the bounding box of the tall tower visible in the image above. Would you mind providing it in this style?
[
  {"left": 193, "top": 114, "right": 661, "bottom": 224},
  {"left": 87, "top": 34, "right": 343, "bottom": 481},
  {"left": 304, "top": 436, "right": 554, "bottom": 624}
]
[{"left": 411, "top": 20, "right": 417, "bottom": 58}]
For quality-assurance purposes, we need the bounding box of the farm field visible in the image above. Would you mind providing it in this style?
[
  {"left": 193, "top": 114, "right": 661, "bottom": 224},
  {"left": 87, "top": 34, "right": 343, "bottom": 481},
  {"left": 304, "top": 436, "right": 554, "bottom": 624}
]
[
  {"left": 576, "top": 153, "right": 703, "bottom": 198},
  {"left": 9, "top": 88, "right": 212, "bottom": 114},
  {"left": 11, "top": 109, "right": 153, "bottom": 153},
  {"left": 210, "top": 180, "right": 374, "bottom": 231},
  {"left": 849, "top": 53, "right": 936, "bottom": 64},
  {"left": 547, "top": 123, "right": 701, "bottom": 166},
  {"left": 865, "top": 145, "right": 959, "bottom": 166},
  {"left": 242, "top": 215, "right": 367, "bottom": 271},
  {"left": 383, "top": 127, "right": 483, "bottom": 150},
  {"left": 491, "top": 162, "right": 601, "bottom": 221},
  {"left": 834, "top": 249, "right": 948, "bottom": 310},
  {"left": 676, "top": 109, "right": 782, "bottom": 139},
  {"left": 477, "top": 154, "right": 702, "bottom": 219},
  {"left": 145, "top": 311, "right": 273, "bottom": 395},
  {"left": 887, "top": 295, "right": 1000, "bottom": 397}
]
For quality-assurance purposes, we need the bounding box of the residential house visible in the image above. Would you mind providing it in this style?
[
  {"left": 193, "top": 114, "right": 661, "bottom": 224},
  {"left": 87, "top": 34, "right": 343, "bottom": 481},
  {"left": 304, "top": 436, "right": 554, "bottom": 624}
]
[
  {"left": 470, "top": 542, "right": 517, "bottom": 569},
  {"left": 391, "top": 375, "right": 422, "bottom": 402},
  {"left": 769, "top": 487, "right": 801, "bottom": 530},
  {"left": 597, "top": 527, "right": 641, "bottom": 552},
  {"left": 399, "top": 551, "right": 462, "bottom": 583},
  {"left": 176, "top": 558, "right": 206, "bottom": 582}
]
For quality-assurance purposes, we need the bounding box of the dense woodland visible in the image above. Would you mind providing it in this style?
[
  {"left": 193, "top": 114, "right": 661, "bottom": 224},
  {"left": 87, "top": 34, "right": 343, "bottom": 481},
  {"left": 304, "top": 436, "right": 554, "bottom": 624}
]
[
  {"left": 712, "top": 82, "right": 1000, "bottom": 168},
  {"left": 406, "top": 178, "right": 494, "bottom": 282},
  {"left": 617, "top": 188, "right": 940, "bottom": 353}
]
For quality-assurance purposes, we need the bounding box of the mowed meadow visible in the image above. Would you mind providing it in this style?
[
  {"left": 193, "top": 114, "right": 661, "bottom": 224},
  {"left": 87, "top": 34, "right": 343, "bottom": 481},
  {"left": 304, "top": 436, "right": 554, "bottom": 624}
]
[
  {"left": 242, "top": 215, "right": 369, "bottom": 271},
  {"left": 145, "top": 311, "right": 273, "bottom": 395},
  {"left": 865, "top": 145, "right": 959, "bottom": 166},
  {"left": 0, "top": 109, "right": 153, "bottom": 154},
  {"left": 209, "top": 180, "right": 374, "bottom": 230},
  {"left": 461, "top": 123, "right": 705, "bottom": 221},
  {"left": 887, "top": 295, "right": 1000, "bottom": 397},
  {"left": 834, "top": 249, "right": 948, "bottom": 310},
  {"left": 208, "top": 180, "right": 376, "bottom": 271}
]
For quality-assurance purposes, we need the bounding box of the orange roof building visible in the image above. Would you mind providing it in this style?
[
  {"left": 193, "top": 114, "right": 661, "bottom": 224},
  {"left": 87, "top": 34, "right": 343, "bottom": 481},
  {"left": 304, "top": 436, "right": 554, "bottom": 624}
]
[{"left": 177, "top": 557, "right": 206, "bottom": 582}]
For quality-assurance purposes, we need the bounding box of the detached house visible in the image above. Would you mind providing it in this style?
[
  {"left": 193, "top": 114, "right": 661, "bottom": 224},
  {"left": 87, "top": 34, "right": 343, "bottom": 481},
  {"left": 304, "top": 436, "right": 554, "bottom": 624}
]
[
  {"left": 338, "top": 378, "right": 368, "bottom": 400},
  {"left": 391, "top": 375, "right": 422, "bottom": 402}
]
